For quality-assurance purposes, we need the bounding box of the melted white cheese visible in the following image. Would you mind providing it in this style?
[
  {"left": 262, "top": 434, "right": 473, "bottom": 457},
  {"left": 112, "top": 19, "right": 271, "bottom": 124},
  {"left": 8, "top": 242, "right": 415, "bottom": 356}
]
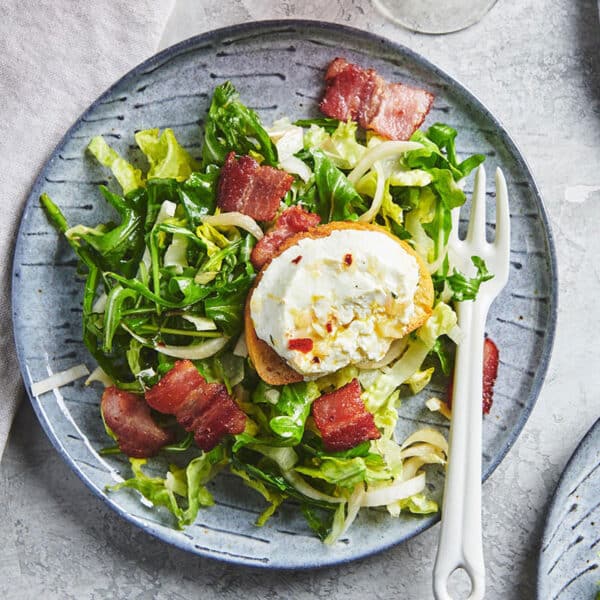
[{"left": 250, "top": 229, "right": 419, "bottom": 378}]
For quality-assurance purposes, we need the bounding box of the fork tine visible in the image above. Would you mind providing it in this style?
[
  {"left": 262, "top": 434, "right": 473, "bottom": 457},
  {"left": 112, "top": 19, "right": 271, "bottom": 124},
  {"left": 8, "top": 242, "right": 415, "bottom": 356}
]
[
  {"left": 493, "top": 168, "right": 510, "bottom": 284},
  {"left": 449, "top": 206, "right": 460, "bottom": 245},
  {"left": 466, "top": 165, "right": 487, "bottom": 246}
]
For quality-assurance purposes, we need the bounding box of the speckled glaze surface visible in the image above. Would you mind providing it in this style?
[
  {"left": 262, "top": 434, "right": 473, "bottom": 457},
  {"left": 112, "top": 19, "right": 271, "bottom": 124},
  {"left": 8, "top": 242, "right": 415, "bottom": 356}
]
[
  {"left": 11, "top": 21, "right": 556, "bottom": 569},
  {"left": 537, "top": 418, "right": 600, "bottom": 599}
]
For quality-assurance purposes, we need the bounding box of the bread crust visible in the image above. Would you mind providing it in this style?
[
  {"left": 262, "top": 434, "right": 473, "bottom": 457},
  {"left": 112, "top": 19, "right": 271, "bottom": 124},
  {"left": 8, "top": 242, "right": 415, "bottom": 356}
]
[{"left": 245, "top": 221, "right": 434, "bottom": 385}]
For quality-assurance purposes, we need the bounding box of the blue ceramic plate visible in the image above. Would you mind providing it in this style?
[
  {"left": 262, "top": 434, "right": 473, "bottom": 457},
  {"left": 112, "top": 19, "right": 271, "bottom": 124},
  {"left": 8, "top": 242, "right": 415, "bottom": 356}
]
[
  {"left": 538, "top": 418, "right": 600, "bottom": 599},
  {"left": 12, "top": 20, "right": 557, "bottom": 569}
]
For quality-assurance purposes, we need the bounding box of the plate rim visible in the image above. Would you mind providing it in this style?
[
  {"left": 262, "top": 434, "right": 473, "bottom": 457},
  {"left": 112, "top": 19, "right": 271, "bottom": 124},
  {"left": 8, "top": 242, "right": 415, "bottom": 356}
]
[
  {"left": 11, "top": 18, "right": 558, "bottom": 569},
  {"left": 536, "top": 416, "right": 600, "bottom": 597}
]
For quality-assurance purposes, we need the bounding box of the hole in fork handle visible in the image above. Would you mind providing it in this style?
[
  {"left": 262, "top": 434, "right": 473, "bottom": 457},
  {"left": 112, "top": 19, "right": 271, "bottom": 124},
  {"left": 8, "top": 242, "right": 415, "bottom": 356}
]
[{"left": 448, "top": 567, "right": 473, "bottom": 600}]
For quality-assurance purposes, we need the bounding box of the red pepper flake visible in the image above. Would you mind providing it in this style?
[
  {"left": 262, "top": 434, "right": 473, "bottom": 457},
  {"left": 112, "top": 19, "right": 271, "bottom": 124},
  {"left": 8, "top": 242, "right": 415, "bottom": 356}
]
[
  {"left": 312, "top": 356, "right": 321, "bottom": 364},
  {"left": 325, "top": 321, "right": 333, "bottom": 333},
  {"left": 288, "top": 338, "right": 314, "bottom": 353},
  {"left": 291, "top": 255, "right": 302, "bottom": 264},
  {"left": 343, "top": 253, "right": 353, "bottom": 266}
]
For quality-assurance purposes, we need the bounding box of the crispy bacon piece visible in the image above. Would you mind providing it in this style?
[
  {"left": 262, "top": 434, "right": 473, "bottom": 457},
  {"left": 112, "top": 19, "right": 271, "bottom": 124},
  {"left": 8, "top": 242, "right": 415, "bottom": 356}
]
[
  {"left": 312, "top": 379, "right": 381, "bottom": 451},
  {"left": 482, "top": 337, "right": 499, "bottom": 414},
  {"left": 217, "top": 152, "right": 294, "bottom": 221},
  {"left": 250, "top": 206, "right": 321, "bottom": 269},
  {"left": 447, "top": 337, "right": 499, "bottom": 414},
  {"left": 145, "top": 359, "right": 246, "bottom": 451},
  {"left": 320, "top": 58, "right": 434, "bottom": 141},
  {"left": 145, "top": 359, "right": 204, "bottom": 413},
  {"left": 101, "top": 387, "right": 173, "bottom": 458}
]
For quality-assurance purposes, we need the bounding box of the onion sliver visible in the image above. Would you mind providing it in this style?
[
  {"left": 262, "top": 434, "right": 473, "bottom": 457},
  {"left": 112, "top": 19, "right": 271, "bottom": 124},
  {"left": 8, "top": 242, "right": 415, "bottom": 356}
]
[
  {"left": 401, "top": 428, "right": 448, "bottom": 455},
  {"left": 357, "top": 337, "right": 408, "bottom": 370},
  {"left": 31, "top": 364, "right": 90, "bottom": 396},
  {"left": 233, "top": 330, "right": 248, "bottom": 357},
  {"left": 154, "top": 336, "right": 230, "bottom": 359},
  {"left": 122, "top": 324, "right": 230, "bottom": 360},
  {"left": 348, "top": 141, "right": 423, "bottom": 185},
  {"left": 284, "top": 471, "right": 345, "bottom": 504},
  {"left": 201, "top": 213, "right": 264, "bottom": 240},
  {"left": 362, "top": 472, "right": 426, "bottom": 507},
  {"left": 357, "top": 160, "right": 385, "bottom": 223},
  {"left": 85, "top": 366, "right": 113, "bottom": 387}
]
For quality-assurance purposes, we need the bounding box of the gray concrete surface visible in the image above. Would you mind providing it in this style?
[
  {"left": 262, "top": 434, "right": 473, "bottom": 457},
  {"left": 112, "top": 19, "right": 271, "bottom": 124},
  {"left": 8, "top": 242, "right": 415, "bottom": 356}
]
[{"left": 2, "top": 0, "right": 600, "bottom": 598}]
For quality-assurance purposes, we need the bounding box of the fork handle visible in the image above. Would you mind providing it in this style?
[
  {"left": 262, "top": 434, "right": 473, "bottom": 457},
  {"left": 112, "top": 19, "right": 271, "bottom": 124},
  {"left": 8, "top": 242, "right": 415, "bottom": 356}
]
[{"left": 433, "top": 299, "right": 487, "bottom": 600}]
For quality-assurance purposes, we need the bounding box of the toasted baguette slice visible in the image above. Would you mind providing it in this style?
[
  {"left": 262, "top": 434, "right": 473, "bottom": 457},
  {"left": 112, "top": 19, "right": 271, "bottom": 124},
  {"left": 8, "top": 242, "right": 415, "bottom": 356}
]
[{"left": 245, "top": 221, "right": 434, "bottom": 385}]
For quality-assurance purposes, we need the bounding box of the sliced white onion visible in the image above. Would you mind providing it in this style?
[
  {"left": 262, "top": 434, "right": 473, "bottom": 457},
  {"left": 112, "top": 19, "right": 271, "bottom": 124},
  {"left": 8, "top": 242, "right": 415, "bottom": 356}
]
[
  {"left": 164, "top": 233, "right": 188, "bottom": 273},
  {"left": 92, "top": 293, "right": 108, "bottom": 314},
  {"left": 252, "top": 438, "right": 343, "bottom": 504},
  {"left": 357, "top": 337, "right": 409, "bottom": 370},
  {"left": 284, "top": 471, "right": 345, "bottom": 504},
  {"left": 154, "top": 336, "right": 230, "bottom": 359},
  {"left": 181, "top": 315, "right": 217, "bottom": 331},
  {"left": 264, "top": 389, "right": 280, "bottom": 405},
  {"left": 348, "top": 141, "right": 423, "bottom": 185},
  {"left": 201, "top": 213, "right": 264, "bottom": 240},
  {"left": 138, "top": 201, "right": 177, "bottom": 276},
  {"left": 327, "top": 484, "right": 365, "bottom": 543},
  {"left": 362, "top": 472, "right": 426, "bottom": 507},
  {"left": 274, "top": 127, "right": 304, "bottom": 159},
  {"left": 233, "top": 330, "right": 248, "bottom": 357},
  {"left": 402, "top": 457, "right": 428, "bottom": 481},
  {"left": 85, "top": 366, "right": 113, "bottom": 387},
  {"left": 357, "top": 160, "right": 386, "bottom": 223},
  {"left": 157, "top": 200, "right": 177, "bottom": 222},
  {"left": 399, "top": 443, "right": 447, "bottom": 462},
  {"left": 31, "top": 364, "right": 90, "bottom": 396},
  {"left": 280, "top": 155, "right": 312, "bottom": 182},
  {"left": 122, "top": 323, "right": 229, "bottom": 360},
  {"left": 426, "top": 397, "right": 452, "bottom": 420},
  {"left": 401, "top": 428, "right": 449, "bottom": 455}
]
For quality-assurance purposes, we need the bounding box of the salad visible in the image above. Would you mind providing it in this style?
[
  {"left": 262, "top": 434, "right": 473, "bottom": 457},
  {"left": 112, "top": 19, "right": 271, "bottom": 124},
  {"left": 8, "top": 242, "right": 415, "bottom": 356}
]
[{"left": 40, "top": 59, "right": 494, "bottom": 544}]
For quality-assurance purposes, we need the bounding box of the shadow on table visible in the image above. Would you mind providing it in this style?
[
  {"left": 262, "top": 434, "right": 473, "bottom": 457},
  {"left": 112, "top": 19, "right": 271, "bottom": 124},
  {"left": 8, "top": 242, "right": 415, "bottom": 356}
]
[{"left": 575, "top": 0, "right": 600, "bottom": 119}]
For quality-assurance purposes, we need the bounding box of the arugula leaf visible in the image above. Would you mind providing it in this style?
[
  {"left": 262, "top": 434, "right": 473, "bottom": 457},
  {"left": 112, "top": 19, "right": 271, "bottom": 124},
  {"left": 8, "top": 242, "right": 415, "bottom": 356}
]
[
  {"left": 294, "top": 117, "right": 341, "bottom": 133},
  {"left": 201, "top": 81, "right": 277, "bottom": 168},
  {"left": 444, "top": 256, "right": 494, "bottom": 302},
  {"left": 65, "top": 186, "right": 146, "bottom": 278},
  {"left": 310, "top": 149, "right": 366, "bottom": 222},
  {"left": 178, "top": 167, "right": 219, "bottom": 226},
  {"left": 408, "top": 124, "right": 485, "bottom": 181}
]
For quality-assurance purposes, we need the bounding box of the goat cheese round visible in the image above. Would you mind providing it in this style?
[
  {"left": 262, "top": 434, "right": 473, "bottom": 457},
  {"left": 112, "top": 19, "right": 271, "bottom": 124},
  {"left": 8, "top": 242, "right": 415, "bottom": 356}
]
[{"left": 250, "top": 228, "right": 420, "bottom": 378}]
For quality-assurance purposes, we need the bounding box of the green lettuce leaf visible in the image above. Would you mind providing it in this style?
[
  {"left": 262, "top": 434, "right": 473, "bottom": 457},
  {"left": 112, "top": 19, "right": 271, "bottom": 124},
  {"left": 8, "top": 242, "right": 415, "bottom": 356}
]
[
  {"left": 135, "top": 128, "right": 198, "bottom": 181},
  {"left": 107, "top": 448, "right": 226, "bottom": 528},
  {"left": 87, "top": 136, "right": 144, "bottom": 194},
  {"left": 303, "top": 120, "right": 366, "bottom": 170}
]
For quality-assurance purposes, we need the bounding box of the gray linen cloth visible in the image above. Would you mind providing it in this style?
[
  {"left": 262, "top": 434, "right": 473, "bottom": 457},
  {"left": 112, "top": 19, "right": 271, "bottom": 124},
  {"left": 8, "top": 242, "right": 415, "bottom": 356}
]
[{"left": 0, "top": 0, "right": 173, "bottom": 460}]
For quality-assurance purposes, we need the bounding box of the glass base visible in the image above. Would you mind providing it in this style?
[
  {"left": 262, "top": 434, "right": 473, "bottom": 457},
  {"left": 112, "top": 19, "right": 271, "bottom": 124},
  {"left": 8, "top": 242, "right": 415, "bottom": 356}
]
[{"left": 373, "top": 0, "right": 498, "bottom": 34}]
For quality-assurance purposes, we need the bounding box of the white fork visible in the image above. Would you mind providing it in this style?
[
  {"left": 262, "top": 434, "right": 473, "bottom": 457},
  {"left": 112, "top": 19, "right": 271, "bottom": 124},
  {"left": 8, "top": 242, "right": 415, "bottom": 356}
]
[{"left": 432, "top": 166, "right": 510, "bottom": 600}]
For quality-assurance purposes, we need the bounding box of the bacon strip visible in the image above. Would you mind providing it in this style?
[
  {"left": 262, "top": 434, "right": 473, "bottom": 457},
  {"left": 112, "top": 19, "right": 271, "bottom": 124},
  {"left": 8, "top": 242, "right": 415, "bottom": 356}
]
[
  {"left": 101, "top": 387, "right": 173, "bottom": 458},
  {"left": 217, "top": 152, "right": 294, "bottom": 221},
  {"left": 320, "top": 58, "right": 434, "bottom": 141},
  {"left": 146, "top": 359, "right": 246, "bottom": 451},
  {"left": 482, "top": 337, "right": 499, "bottom": 414},
  {"left": 250, "top": 206, "right": 321, "bottom": 269},
  {"left": 447, "top": 336, "right": 499, "bottom": 414},
  {"left": 312, "top": 379, "right": 380, "bottom": 451}
]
